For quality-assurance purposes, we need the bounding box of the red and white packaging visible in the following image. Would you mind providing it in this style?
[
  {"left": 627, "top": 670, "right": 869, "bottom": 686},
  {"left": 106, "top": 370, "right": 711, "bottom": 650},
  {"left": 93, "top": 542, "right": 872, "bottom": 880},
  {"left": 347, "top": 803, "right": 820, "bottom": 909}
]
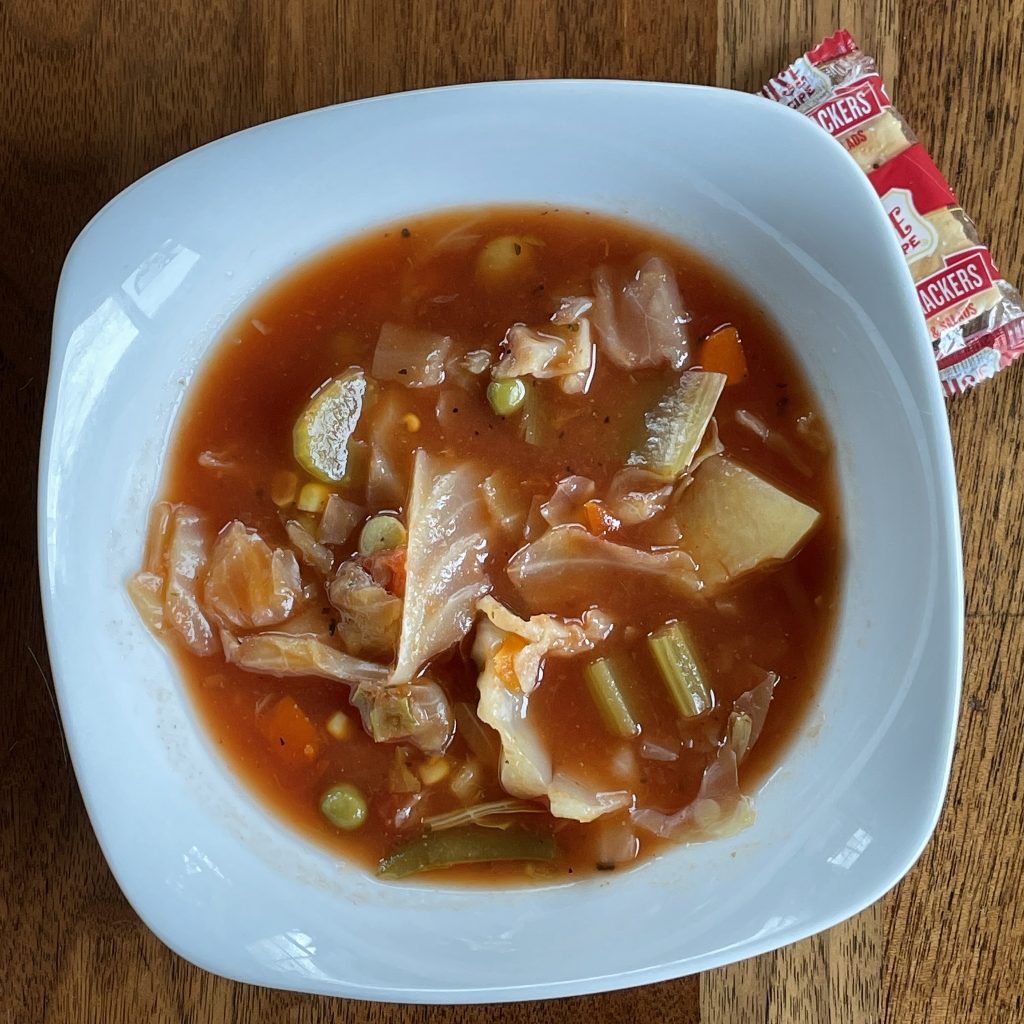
[{"left": 763, "top": 30, "right": 1024, "bottom": 396}]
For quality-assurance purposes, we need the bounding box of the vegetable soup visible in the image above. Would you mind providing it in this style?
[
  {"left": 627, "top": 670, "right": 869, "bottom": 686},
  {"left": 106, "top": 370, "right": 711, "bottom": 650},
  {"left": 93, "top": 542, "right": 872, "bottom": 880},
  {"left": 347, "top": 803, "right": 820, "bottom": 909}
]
[{"left": 128, "top": 207, "right": 842, "bottom": 881}]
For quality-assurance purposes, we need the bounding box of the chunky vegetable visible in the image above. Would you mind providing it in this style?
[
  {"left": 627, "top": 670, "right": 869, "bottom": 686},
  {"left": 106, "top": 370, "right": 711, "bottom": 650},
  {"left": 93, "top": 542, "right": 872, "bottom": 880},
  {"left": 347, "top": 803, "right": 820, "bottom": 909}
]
[
  {"left": 351, "top": 679, "right": 454, "bottom": 756},
  {"left": 371, "top": 322, "right": 451, "bottom": 387},
  {"left": 327, "top": 561, "right": 402, "bottom": 660},
  {"left": 257, "top": 696, "right": 323, "bottom": 766},
  {"left": 378, "top": 825, "right": 556, "bottom": 878},
  {"left": 676, "top": 456, "right": 820, "bottom": 590},
  {"left": 584, "top": 657, "right": 640, "bottom": 738},
  {"left": 476, "top": 235, "right": 540, "bottom": 286},
  {"left": 630, "top": 370, "right": 726, "bottom": 479},
  {"left": 591, "top": 256, "right": 691, "bottom": 370},
  {"left": 293, "top": 369, "right": 367, "bottom": 483},
  {"left": 648, "top": 621, "right": 712, "bottom": 718},
  {"left": 486, "top": 377, "right": 527, "bottom": 416},
  {"left": 204, "top": 521, "right": 303, "bottom": 628},
  {"left": 391, "top": 452, "right": 492, "bottom": 683},
  {"left": 507, "top": 524, "right": 700, "bottom": 617},
  {"left": 320, "top": 782, "right": 368, "bottom": 830},
  {"left": 220, "top": 630, "right": 389, "bottom": 685},
  {"left": 358, "top": 514, "right": 407, "bottom": 556},
  {"left": 700, "top": 325, "right": 747, "bottom": 383}
]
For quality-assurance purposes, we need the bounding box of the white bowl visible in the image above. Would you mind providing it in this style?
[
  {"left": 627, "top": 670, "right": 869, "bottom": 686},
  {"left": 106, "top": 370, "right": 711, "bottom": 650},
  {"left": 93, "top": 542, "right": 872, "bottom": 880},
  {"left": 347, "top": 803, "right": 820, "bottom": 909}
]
[{"left": 40, "top": 80, "right": 962, "bottom": 1002}]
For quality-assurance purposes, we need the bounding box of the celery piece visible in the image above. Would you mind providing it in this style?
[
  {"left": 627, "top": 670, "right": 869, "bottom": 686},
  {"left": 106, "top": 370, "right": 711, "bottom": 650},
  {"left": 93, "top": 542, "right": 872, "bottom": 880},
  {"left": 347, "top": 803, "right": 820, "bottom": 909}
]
[
  {"left": 358, "top": 514, "right": 407, "bottom": 556},
  {"left": 584, "top": 657, "right": 640, "bottom": 738},
  {"left": 378, "top": 825, "right": 556, "bottom": 878},
  {"left": 631, "top": 370, "right": 726, "bottom": 478},
  {"left": 293, "top": 369, "right": 367, "bottom": 483},
  {"left": 648, "top": 622, "right": 712, "bottom": 718}
]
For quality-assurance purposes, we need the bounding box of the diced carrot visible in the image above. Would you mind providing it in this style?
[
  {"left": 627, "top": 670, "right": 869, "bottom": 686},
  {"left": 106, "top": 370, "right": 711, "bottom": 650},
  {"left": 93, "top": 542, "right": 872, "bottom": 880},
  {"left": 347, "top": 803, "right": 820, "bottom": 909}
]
[
  {"left": 257, "top": 695, "right": 323, "bottom": 766},
  {"left": 583, "top": 500, "right": 621, "bottom": 537},
  {"left": 361, "top": 546, "right": 408, "bottom": 598},
  {"left": 493, "top": 635, "right": 528, "bottom": 692},
  {"left": 700, "top": 325, "right": 747, "bottom": 384}
]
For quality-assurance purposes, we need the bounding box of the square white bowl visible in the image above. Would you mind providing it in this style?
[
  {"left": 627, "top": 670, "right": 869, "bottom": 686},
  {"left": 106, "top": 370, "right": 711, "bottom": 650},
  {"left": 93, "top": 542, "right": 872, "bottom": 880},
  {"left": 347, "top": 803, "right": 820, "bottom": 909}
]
[{"left": 39, "top": 80, "right": 962, "bottom": 1002}]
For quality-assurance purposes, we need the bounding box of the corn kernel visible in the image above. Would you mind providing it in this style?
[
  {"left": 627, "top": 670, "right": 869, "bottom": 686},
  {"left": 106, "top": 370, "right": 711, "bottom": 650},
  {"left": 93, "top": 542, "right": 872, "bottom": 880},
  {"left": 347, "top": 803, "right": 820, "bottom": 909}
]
[
  {"left": 270, "top": 470, "right": 299, "bottom": 507},
  {"left": 297, "top": 482, "right": 331, "bottom": 514},
  {"left": 401, "top": 413, "right": 421, "bottom": 433},
  {"left": 326, "top": 711, "right": 351, "bottom": 740},
  {"left": 418, "top": 757, "right": 450, "bottom": 786}
]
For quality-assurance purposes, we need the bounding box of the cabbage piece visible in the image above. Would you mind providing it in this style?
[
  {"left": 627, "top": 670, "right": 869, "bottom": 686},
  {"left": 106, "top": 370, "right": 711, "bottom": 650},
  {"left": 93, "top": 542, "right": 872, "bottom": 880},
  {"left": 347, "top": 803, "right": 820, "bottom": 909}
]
[
  {"left": 630, "top": 738, "right": 753, "bottom": 840},
  {"left": 678, "top": 456, "right": 820, "bottom": 590},
  {"left": 127, "top": 571, "right": 165, "bottom": 633},
  {"left": 327, "top": 561, "right": 403, "bottom": 660},
  {"left": 604, "top": 468, "right": 673, "bottom": 526},
  {"left": 318, "top": 494, "right": 365, "bottom": 546},
  {"left": 350, "top": 679, "right": 453, "bottom": 756},
  {"left": 729, "top": 670, "right": 778, "bottom": 762},
  {"left": 203, "top": 520, "right": 303, "bottom": 629},
  {"left": 548, "top": 774, "right": 630, "bottom": 822},
  {"left": 391, "top": 451, "right": 492, "bottom": 682},
  {"left": 630, "top": 671, "right": 778, "bottom": 840},
  {"left": 551, "top": 296, "right": 594, "bottom": 324},
  {"left": 371, "top": 322, "right": 451, "bottom": 387},
  {"left": 492, "top": 320, "right": 594, "bottom": 395},
  {"left": 591, "top": 256, "right": 691, "bottom": 370},
  {"left": 507, "top": 524, "right": 700, "bottom": 616},
  {"left": 164, "top": 506, "right": 219, "bottom": 656},
  {"left": 473, "top": 617, "right": 628, "bottom": 822},
  {"left": 477, "top": 595, "right": 612, "bottom": 695},
  {"left": 482, "top": 470, "right": 529, "bottom": 537},
  {"left": 539, "top": 475, "right": 596, "bottom": 528},
  {"left": 221, "top": 629, "right": 388, "bottom": 685},
  {"left": 285, "top": 520, "right": 334, "bottom": 576},
  {"left": 366, "top": 391, "right": 416, "bottom": 509}
]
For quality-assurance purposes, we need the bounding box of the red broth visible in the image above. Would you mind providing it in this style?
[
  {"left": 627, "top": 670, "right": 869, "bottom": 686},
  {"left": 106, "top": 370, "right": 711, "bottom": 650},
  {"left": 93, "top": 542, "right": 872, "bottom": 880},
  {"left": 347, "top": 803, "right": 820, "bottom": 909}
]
[{"left": 147, "top": 207, "right": 842, "bottom": 882}]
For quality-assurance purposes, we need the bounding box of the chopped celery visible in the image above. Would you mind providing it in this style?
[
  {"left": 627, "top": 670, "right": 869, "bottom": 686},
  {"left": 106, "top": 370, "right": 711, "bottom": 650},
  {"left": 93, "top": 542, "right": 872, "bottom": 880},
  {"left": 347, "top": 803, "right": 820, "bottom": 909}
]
[
  {"left": 648, "top": 621, "right": 712, "bottom": 718},
  {"left": 358, "top": 514, "right": 407, "bottom": 555},
  {"left": 584, "top": 657, "right": 640, "bottom": 738},
  {"left": 630, "top": 370, "right": 726, "bottom": 478},
  {"left": 378, "top": 825, "right": 556, "bottom": 878},
  {"left": 293, "top": 369, "right": 367, "bottom": 483}
]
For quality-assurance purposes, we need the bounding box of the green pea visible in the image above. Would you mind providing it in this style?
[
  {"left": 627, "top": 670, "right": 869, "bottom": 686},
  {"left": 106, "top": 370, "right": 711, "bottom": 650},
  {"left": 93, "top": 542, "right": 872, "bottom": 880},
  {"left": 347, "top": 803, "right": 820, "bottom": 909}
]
[
  {"left": 487, "top": 378, "right": 527, "bottom": 416},
  {"left": 320, "top": 782, "right": 368, "bottom": 830},
  {"left": 357, "top": 514, "right": 407, "bottom": 556}
]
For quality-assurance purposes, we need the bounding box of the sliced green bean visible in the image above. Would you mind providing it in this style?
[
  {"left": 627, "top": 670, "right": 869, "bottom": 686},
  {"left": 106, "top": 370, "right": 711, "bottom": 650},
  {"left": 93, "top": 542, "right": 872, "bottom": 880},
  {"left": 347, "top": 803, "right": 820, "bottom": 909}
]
[{"left": 378, "top": 825, "right": 556, "bottom": 878}]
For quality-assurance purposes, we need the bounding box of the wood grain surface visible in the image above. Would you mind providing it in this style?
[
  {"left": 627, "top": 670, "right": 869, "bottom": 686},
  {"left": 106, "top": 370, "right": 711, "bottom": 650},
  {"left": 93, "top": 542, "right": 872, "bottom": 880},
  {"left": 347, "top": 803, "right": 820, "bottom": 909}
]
[{"left": 3, "top": 2, "right": 1023, "bottom": 1021}]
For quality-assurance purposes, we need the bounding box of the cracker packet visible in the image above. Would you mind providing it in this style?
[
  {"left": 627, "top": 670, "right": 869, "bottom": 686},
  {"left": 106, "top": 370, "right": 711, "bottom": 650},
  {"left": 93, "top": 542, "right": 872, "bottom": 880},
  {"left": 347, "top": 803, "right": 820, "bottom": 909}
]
[{"left": 763, "top": 30, "right": 1024, "bottom": 396}]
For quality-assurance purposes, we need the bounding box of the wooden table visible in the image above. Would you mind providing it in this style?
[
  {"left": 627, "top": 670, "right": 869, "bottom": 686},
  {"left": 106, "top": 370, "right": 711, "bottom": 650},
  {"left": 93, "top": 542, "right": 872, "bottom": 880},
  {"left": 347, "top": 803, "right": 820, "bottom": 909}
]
[{"left": 3, "top": 2, "right": 1022, "bottom": 1021}]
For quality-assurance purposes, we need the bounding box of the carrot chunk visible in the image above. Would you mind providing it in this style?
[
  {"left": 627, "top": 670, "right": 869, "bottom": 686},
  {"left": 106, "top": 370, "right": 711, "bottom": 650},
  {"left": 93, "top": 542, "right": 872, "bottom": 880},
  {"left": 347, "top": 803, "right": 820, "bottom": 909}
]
[{"left": 701, "top": 325, "right": 747, "bottom": 384}]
